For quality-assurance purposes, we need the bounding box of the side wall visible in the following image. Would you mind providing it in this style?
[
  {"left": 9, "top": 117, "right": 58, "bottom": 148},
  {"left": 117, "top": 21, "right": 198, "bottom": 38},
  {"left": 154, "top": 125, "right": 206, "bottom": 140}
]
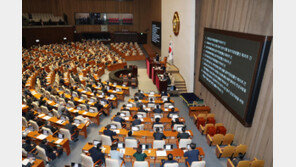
[
  {"left": 162, "top": 0, "right": 196, "bottom": 92},
  {"left": 194, "top": 0, "right": 273, "bottom": 166}
]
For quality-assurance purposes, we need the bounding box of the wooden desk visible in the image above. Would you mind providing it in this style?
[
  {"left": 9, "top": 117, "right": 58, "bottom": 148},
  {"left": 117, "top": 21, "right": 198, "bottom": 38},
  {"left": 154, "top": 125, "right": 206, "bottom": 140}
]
[
  {"left": 22, "top": 158, "right": 45, "bottom": 167},
  {"left": 189, "top": 106, "right": 211, "bottom": 117},
  {"left": 67, "top": 107, "right": 101, "bottom": 125}
]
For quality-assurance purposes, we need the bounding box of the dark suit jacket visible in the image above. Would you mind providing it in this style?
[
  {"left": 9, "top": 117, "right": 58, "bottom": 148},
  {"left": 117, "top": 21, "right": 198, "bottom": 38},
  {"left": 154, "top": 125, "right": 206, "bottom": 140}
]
[
  {"left": 89, "top": 147, "right": 105, "bottom": 163},
  {"left": 132, "top": 119, "right": 142, "bottom": 126},
  {"left": 177, "top": 132, "right": 190, "bottom": 139},
  {"left": 153, "top": 108, "right": 163, "bottom": 113},
  {"left": 153, "top": 132, "right": 166, "bottom": 140},
  {"left": 184, "top": 149, "right": 200, "bottom": 165},
  {"left": 103, "top": 129, "right": 117, "bottom": 141},
  {"left": 65, "top": 123, "right": 78, "bottom": 134},
  {"left": 40, "top": 143, "right": 54, "bottom": 155},
  {"left": 113, "top": 116, "right": 125, "bottom": 125},
  {"left": 161, "top": 160, "right": 178, "bottom": 167},
  {"left": 44, "top": 125, "right": 58, "bottom": 134}
]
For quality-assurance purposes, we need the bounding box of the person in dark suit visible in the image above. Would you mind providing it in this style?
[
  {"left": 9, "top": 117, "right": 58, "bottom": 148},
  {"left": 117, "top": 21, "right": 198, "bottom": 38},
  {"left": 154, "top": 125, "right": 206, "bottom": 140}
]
[
  {"left": 153, "top": 105, "right": 163, "bottom": 114},
  {"left": 40, "top": 139, "right": 63, "bottom": 160},
  {"left": 231, "top": 153, "right": 245, "bottom": 166},
  {"left": 22, "top": 139, "right": 37, "bottom": 155},
  {"left": 161, "top": 154, "right": 178, "bottom": 167},
  {"left": 132, "top": 115, "right": 142, "bottom": 126},
  {"left": 163, "top": 97, "right": 171, "bottom": 104},
  {"left": 138, "top": 105, "right": 147, "bottom": 113},
  {"left": 44, "top": 121, "right": 58, "bottom": 134},
  {"left": 64, "top": 119, "right": 79, "bottom": 142},
  {"left": 25, "top": 109, "right": 36, "bottom": 121},
  {"left": 113, "top": 112, "right": 125, "bottom": 126},
  {"left": 171, "top": 118, "right": 183, "bottom": 129},
  {"left": 153, "top": 127, "right": 166, "bottom": 140},
  {"left": 62, "top": 110, "right": 74, "bottom": 123},
  {"left": 167, "top": 108, "right": 178, "bottom": 118},
  {"left": 161, "top": 91, "right": 168, "bottom": 97},
  {"left": 103, "top": 125, "right": 117, "bottom": 142},
  {"left": 134, "top": 98, "right": 141, "bottom": 108},
  {"left": 134, "top": 90, "right": 145, "bottom": 100},
  {"left": 39, "top": 96, "right": 46, "bottom": 107},
  {"left": 177, "top": 127, "right": 191, "bottom": 140},
  {"left": 88, "top": 143, "right": 105, "bottom": 164},
  {"left": 184, "top": 143, "right": 200, "bottom": 166}
]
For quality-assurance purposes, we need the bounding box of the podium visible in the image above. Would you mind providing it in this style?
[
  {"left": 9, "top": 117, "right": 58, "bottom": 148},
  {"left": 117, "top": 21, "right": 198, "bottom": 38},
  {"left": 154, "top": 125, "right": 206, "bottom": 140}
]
[
  {"left": 156, "top": 74, "right": 168, "bottom": 93},
  {"left": 152, "top": 66, "right": 164, "bottom": 84}
]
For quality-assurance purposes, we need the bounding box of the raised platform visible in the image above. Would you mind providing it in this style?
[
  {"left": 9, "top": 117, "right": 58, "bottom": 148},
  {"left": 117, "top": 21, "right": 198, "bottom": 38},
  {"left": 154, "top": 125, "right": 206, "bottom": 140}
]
[{"left": 166, "top": 63, "right": 188, "bottom": 94}]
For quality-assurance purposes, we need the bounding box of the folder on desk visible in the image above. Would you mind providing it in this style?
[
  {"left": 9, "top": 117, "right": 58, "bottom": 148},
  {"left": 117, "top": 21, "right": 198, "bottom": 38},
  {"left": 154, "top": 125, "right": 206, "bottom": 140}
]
[
  {"left": 37, "top": 134, "right": 47, "bottom": 140},
  {"left": 56, "top": 120, "right": 64, "bottom": 124},
  {"left": 74, "top": 110, "right": 79, "bottom": 113},
  {"left": 156, "top": 150, "right": 167, "bottom": 156}
]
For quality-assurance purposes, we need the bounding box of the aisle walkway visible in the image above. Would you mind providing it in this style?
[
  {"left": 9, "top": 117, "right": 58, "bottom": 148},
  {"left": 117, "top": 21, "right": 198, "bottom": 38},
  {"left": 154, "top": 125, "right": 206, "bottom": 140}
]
[{"left": 52, "top": 60, "right": 226, "bottom": 167}]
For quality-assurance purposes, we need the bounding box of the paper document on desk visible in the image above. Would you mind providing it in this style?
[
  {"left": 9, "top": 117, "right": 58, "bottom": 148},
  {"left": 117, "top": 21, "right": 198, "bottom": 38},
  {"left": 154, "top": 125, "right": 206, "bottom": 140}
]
[
  {"left": 68, "top": 107, "right": 74, "bottom": 111},
  {"left": 55, "top": 139, "right": 63, "bottom": 144},
  {"left": 47, "top": 100, "right": 53, "bottom": 104},
  {"left": 83, "top": 111, "right": 88, "bottom": 115},
  {"left": 38, "top": 114, "right": 45, "bottom": 118},
  {"left": 73, "top": 110, "right": 79, "bottom": 113},
  {"left": 113, "top": 130, "right": 120, "bottom": 134},
  {"left": 37, "top": 134, "right": 47, "bottom": 140},
  {"left": 22, "top": 104, "right": 26, "bottom": 108},
  {"left": 56, "top": 120, "right": 65, "bottom": 124},
  {"left": 120, "top": 149, "right": 125, "bottom": 154},
  {"left": 43, "top": 116, "right": 51, "bottom": 120},
  {"left": 22, "top": 159, "right": 30, "bottom": 165},
  {"left": 156, "top": 150, "right": 167, "bottom": 156},
  {"left": 123, "top": 117, "right": 129, "bottom": 121}
]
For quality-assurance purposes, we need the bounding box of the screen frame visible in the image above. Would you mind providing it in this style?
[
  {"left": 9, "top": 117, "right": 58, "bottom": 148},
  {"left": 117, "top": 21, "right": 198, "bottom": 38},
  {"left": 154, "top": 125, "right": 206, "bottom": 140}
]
[
  {"left": 198, "top": 28, "right": 272, "bottom": 127},
  {"left": 151, "top": 21, "right": 161, "bottom": 49}
]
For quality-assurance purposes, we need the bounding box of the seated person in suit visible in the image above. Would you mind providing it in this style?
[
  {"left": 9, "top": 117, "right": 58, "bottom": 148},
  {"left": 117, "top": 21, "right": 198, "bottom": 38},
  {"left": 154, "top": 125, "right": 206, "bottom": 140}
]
[
  {"left": 153, "top": 118, "right": 162, "bottom": 128},
  {"left": 40, "top": 139, "right": 63, "bottom": 160},
  {"left": 88, "top": 142, "right": 105, "bottom": 164},
  {"left": 134, "top": 98, "right": 141, "bottom": 108},
  {"left": 153, "top": 105, "right": 163, "bottom": 114},
  {"left": 22, "top": 138, "right": 37, "bottom": 155},
  {"left": 132, "top": 115, "right": 142, "bottom": 126},
  {"left": 133, "top": 147, "right": 147, "bottom": 161},
  {"left": 184, "top": 143, "right": 200, "bottom": 166},
  {"left": 125, "top": 131, "right": 136, "bottom": 140},
  {"left": 110, "top": 144, "right": 125, "bottom": 167},
  {"left": 163, "top": 97, "right": 171, "bottom": 104},
  {"left": 148, "top": 97, "right": 154, "bottom": 103},
  {"left": 121, "top": 104, "right": 129, "bottom": 111},
  {"left": 153, "top": 127, "right": 166, "bottom": 140},
  {"left": 103, "top": 124, "right": 117, "bottom": 142},
  {"left": 94, "top": 101, "right": 105, "bottom": 115},
  {"left": 171, "top": 118, "right": 183, "bottom": 128},
  {"left": 177, "top": 127, "right": 190, "bottom": 140},
  {"left": 25, "top": 108, "right": 37, "bottom": 121},
  {"left": 44, "top": 121, "right": 58, "bottom": 134},
  {"left": 134, "top": 90, "right": 145, "bottom": 100},
  {"left": 64, "top": 119, "right": 79, "bottom": 142},
  {"left": 231, "top": 153, "right": 245, "bottom": 167},
  {"left": 113, "top": 112, "right": 126, "bottom": 126},
  {"left": 161, "top": 154, "right": 178, "bottom": 167},
  {"left": 161, "top": 91, "right": 168, "bottom": 97},
  {"left": 167, "top": 108, "right": 178, "bottom": 118},
  {"left": 62, "top": 110, "right": 74, "bottom": 123},
  {"left": 138, "top": 105, "right": 147, "bottom": 113}
]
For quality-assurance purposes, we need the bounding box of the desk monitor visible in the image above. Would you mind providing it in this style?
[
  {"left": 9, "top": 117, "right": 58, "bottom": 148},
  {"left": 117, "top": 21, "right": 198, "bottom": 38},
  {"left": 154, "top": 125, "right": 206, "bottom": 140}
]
[
  {"left": 141, "top": 144, "right": 148, "bottom": 150},
  {"left": 93, "top": 140, "right": 100, "bottom": 147},
  {"left": 58, "top": 133, "right": 64, "bottom": 139},
  {"left": 165, "top": 144, "right": 173, "bottom": 150},
  {"left": 110, "top": 124, "right": 117, "bottom": 130},
  {"left": 137, "top": 114, "right": 143, "bottom": 119},
  {"left": 43, "top": 130, "right": 49, "bottom": 136},
  {"left": 61, "top": 116, "right": 66, "bottom": 121},
  {"left": 71, "top": 163, "right": 82, "bottom": 167},
  {"left": 118, "top": 143, "right": 124, "bottom": 149},
  {"left": 120, "top": 113, "right": 126, "bottom": 117},
  {"left": 132, "top": 126, "right": 139, "bottom": 131}
]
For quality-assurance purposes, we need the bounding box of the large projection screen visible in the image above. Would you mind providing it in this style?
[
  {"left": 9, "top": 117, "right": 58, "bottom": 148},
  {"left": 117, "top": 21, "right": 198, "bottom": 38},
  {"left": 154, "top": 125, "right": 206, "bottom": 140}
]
[{"left": 199, "top": 28, "right": 272, "bottom": 127}]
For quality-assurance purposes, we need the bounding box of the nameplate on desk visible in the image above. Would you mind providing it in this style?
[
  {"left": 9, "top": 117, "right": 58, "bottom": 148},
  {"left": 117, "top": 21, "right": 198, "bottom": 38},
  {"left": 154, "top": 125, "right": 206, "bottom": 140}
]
[{"left": 156, "top": 150, "right": 167, "bottom": 156}]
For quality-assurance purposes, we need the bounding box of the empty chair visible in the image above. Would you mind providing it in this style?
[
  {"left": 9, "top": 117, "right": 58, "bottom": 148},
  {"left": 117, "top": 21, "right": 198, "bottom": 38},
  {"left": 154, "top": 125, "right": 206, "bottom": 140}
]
[
  {"left": 36, "top": 146, "right": 49, "bottom": 162},
  {"left": 101, "top": 135, "right": 112, "bottom": 146},
  {"left": 52, "top": 109, "right": 60, "bottom": 118},
  {"left": 89, "top": 97, "right": 97, "bottom": 103},
  {"left": 86, "top": 87, "right": 92, "bottom": 92},
  {"left": 81, "top": 95, "right": 88, "bottom": 100},
  {"left": 221, "top": 134, "right": 234, "bottom": 145},
  {"left": 216, "top": 145, "right": 235, "bottom": 158},
  {"left": 58, "top": 98, "right": 66, "bottom": 105},
  {"left": 164, "top": 163, "right": 179, "bottom": 167},
  {"left": 153, "top": 140, "right": 165, "bottom": 149},
  {"left": 89, "top": 107, "right": 98, "bottom": 113},
  {"left": 189, "top": 161, "right": 206, "bottom": 167},
  {"left": 207, "top": 134, "right": 224, "bottom": 146},
  {"left": 22, "top": 117, "right": 28, "bottom": 127},
  {"left": 250, "top": 158, "right": 264, "bottom": 167},
  {"left": 78, "top": 104, "right": 87, "bottom": 111},
  {"left": 59, "top": 128, "right": 72, "bottom": 141},
  {"left": 81, "top": 153, "right": 101, "bottom": 167},
  {"left": 125, "top": 139, "right": 138, "bottom": 148},
  {"left": 29, "top": 120, "right": 39, "bottom": 131},
  {"left": 42, "top": 127, "right": 53, "bottom": 136},
  {"left": 237, "top": 161, "right": 251, "bottom": 167},
  {"left": 199, "top": 123, "right": 215, "bottom": 135},
  {"left": 178, "top": 139, "right": 192, "bottom": 149},
  {"left": 32, "top": 101, "right": 39, "bottom": 110},
  {"left": 72, "top": 91, "right": 78, "bottom": 97},
  {"left": 41, "top": 106, "right": 50, "bottom": 115},
  {"left": 106, "top": 158, "right": 124, "bottom": 167},
  {"left": 67, "top": 101, "right": 75, "bottom": 108},
  {"left": 133, "top": 161, "right": 149, "bottom": 167}
]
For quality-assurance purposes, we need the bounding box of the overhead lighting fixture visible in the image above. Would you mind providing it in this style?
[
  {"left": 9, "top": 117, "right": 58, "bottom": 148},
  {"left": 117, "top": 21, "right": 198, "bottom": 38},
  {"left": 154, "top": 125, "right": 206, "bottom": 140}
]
[
  {"left": 63, "top": 37, "right": 67, "bottom": 40},
  {"left": 35, "top": 39, "right": 40, "bottom": 43}
]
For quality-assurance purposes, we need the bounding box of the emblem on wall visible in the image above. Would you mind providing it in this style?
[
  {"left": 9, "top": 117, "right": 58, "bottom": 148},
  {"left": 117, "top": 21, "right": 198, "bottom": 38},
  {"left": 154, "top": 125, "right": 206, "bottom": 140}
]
[{"left": 172, "top": 11, "right": 180, "bottom": 36}]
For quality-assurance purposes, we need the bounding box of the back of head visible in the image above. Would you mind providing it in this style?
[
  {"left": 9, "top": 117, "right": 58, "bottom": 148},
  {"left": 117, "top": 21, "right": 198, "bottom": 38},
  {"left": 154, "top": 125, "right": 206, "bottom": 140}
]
[
  {"left": 238, "top": 153, "right": 244, "bottom": 159},
  {"left": 106, "top": 124, "right": 111, "bottom": 130},
  {"left": 133, "top": 115, "right": 138, "bottom": 119},
  {"left": 128, "top": 131, "right": 133, "bottom": 137},
  {"left": 190, "top": 143, "right": 196, "bottom": 149},
  {"left": 111, "top": 143, "right": 118, "bottom": 150},
  {"left": 175, "top": 118, "right": 179, "bottom": 123},
  {"left": 182, "top": 127, "right": 186, "bottom": 133},
  {"left": 156, "top": 127, "right": 160, "bottom": 132},
  {"left": 116, "top": 112, "right": 120, "bottom": 116},
  {"left": 155, "top": 118, "right": 160, "bottom": 123},
  {"left": 137, "top": 147, "right": 142, "bottom": 153},
  {"left": 167, "top": 153, "right": 173, "bottom": 160}
]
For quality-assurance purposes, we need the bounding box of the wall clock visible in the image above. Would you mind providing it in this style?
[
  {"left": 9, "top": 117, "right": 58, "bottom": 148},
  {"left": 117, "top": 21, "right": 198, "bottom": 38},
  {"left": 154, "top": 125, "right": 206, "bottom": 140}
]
[{"left": 172, "top": 11, "right": 180, "bottom": 36}]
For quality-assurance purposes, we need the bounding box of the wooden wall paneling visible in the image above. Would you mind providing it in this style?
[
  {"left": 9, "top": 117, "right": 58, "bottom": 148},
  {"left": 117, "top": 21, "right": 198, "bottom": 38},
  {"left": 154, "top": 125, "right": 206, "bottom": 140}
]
[{"left": 194, "top": 0, "right": 273, "bottom": 166}]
